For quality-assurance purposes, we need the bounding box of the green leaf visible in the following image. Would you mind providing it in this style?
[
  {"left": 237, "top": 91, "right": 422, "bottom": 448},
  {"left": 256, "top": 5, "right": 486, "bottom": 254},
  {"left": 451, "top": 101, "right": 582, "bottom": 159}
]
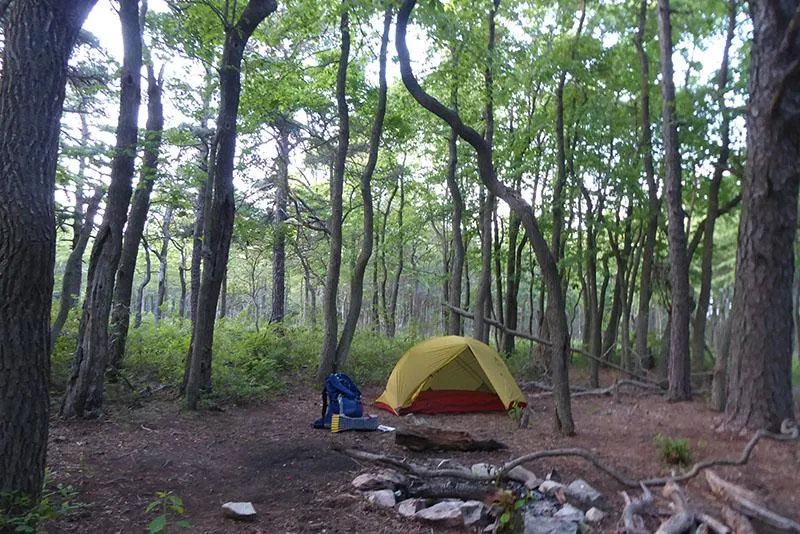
[
  {"left": 148, "top": 515, "right": 167, "bottom": 534},
  {"left": 145, "top": 501, "right": 160, "bottom": 513},
  {"left": 500, "top": 510, "right": 511, "bottom": 525},
  {"left": 175, "top": 520, "right": 192, "bottom": 528}
]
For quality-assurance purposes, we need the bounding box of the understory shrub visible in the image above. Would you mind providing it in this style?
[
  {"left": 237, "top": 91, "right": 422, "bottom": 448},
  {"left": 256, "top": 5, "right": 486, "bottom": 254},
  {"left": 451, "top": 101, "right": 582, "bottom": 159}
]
[{"left": 654, "top": 433, "right": 693, "bottom": 467}]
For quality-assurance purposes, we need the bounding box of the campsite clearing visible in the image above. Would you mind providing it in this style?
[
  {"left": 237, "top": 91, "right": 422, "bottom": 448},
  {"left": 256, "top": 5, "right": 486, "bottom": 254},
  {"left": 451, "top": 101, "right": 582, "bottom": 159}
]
[{"left": 43, "top": 374, "right": 800, "bottom": 532}]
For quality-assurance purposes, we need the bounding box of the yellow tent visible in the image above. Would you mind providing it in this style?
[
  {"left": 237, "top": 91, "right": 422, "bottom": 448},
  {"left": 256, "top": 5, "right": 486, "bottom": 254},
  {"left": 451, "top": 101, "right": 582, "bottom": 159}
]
[{"left": 374, "top": 336, "right": 527, "bottom": 415}]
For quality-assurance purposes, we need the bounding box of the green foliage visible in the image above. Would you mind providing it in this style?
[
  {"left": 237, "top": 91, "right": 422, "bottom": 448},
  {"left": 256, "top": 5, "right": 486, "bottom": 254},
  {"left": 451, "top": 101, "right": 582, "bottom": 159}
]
[
  {"left": 145, "top": 492, "right": 190, "bottom": 533},
  {"left": 654, "top": 434, "right": 693, "bottom": 467},
  {"left": 341, "top": 330, "right": 416, "bottom": 385},
  {"left": 0, "top": 470, "right": 83, "bottom": 532}
]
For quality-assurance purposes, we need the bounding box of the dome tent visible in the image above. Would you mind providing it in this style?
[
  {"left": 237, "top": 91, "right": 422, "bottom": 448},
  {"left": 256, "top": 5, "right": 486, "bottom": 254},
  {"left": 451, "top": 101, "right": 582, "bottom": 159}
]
[{"left": 374, "top": 336, "right": 527, "bottom": 415}]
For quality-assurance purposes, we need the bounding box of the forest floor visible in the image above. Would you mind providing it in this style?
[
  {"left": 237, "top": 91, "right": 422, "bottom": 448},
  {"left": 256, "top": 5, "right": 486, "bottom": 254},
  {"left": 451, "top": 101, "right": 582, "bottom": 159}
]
[{"left": 43, "top": 371, "right": 800, "bottom": 533}]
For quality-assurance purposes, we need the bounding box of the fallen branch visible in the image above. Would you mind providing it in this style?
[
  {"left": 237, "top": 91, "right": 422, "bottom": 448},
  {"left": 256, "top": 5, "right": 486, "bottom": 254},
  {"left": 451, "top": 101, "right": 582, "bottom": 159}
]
[
  {"left": 697, "top": 513, "right": 730, "bottom": 534},
  {"left": 721, "top": 505, "right": 756, "bottom": 534},
  {"left": 621, "top": 483, "right": 653, "bottom": 534},
  {"left": 395, "top": 426, "right": 507, "bottom": 452},
  {"left": 528, "top": 379, "right": 661, "bottom": 400},
  {"left": 655, "top": 481, "right": 694, "bottom": 534},
  {"left": 705, "top": 470, "right": 800, "bottom": 533}
]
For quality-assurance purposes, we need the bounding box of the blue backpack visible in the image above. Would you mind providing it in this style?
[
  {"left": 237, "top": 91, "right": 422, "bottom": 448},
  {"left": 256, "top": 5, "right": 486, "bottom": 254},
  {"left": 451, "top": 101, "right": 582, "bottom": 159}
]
[{"left": 313, "top": 373, "right": 363, "bottom": 429}]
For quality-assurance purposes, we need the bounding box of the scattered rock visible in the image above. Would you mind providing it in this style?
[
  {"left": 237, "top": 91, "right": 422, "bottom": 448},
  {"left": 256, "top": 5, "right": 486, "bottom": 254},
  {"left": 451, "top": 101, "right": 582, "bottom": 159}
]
[
  {"left": 523, "top": 514, "right": 579, "bottom": 534},
  {"left": 471, "top": 463, "right": 498, "bottom": 478},
  {"left": 525, "top": 497, "right": 559, "bottom": 517},
  {"left": 352, "top": 470, "right": 407, "bottom": 491},
  {"left": 221, "top": 502, "right": 257, "bottom": 521},
  {"left": 364, "top": 489, "right": 396, "bottom": 508},
  {"left": 565, "top": 479, "right": 602, "bottom": 507},
  {"left": 460, "top": 500, "right": 486, "bottom": 526},
  {"left": 396, "top": 498, "right": 428, "bottom": 517},
  {"left": 508, "top": 466, "right": 542, "bottom": 489},
  {"left": 546, "top": 468, "right": 561, "bottom": 482},
  {"left": 584, "top": 507, "right": 605, "bottom": 523},
  {"left": 415, "top": 500, "right": 464, "bottom": 528},
  {"left": 553, "top": 504, "right": 584, "bottom": 523},
  {"left": 539, "top": 480, "right": 567, "bottom": 495}
]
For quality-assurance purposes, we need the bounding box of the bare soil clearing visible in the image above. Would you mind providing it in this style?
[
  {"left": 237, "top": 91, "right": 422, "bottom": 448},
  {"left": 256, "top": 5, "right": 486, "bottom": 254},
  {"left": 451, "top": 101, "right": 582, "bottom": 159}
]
[{"left": 44, "top": 377, "right": 800, "bottom": 533}]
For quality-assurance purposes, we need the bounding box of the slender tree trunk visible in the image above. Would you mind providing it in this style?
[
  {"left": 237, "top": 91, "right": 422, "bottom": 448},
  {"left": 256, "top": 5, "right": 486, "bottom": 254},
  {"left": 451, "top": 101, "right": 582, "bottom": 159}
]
[
  {"left": 154, "top": 205, "right": 173, "bottom": 326},
  {"left": 501, "top": 213, "right": 523, "bottom": 353},
  {"left": 335, "top": 8, "right": 391, "bottom": 365},
  {"left": 725, "top": 0, "right": 799, "bottom": 432},
  {"left": 185, "top": 0, "right": 277, "bottom": 409},
  {"left": 446, "top": 52, "right": 465, "bottom": 336},
  {"left": 657, "top": 0, "right": 692, "bottom": 402},
  {"left": 0, "top": 0, "right": 96, "bottom": 516},
  {"left": 691, "top": 0, "right": 735, "bottom": 377},
  {"left": 710, "top": 315, "right": 731, "bottom": 412},
  {"left": 62, "top": 0, "right": 143, "bottom": 419},
  {"left": 397, "top": 0, "right": 574, "bottom": 435},
  {"left": 108, "top": 66, "right": 164, "bottom": 369},
  {"left": 387, "top": 174, "right": 405, "bottom": 338},
  {"left": 270, "top": 120, "right": 290, "bottom": 324},
  {"left": 134, "top": 240, "right": 152, "bottom": 328},
  {"left": 379, "top": 182, "right": 397, "bottom": 333},
  {"left": 52, "top": 187, "right": 104, "bottom": 345},
  {"left": 474, "top": 189, "right": 493, "bottom": 344},
  {"left": 178, "top": 246, "right": 187, "bottom": 320},
  {"left": 317, "top": 4, "right": 350, "bottom": 381}
]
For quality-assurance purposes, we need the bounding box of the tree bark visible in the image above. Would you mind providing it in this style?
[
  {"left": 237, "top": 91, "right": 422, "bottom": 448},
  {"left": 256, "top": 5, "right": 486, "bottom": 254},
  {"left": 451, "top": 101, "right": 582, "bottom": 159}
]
[
  {"left": 185, "top": 0, "right": 277, "bottom": 409},
  {"left": 153, "top": 205, "right": 173, "bottom": 325},
  {"left": 387, "top": 174, "right": 405, "bottom": 338},
  {"left": 108, "top": 66, "right": 164, "bottom": 369},
  {"left": 317, "top": 3, "right": 350, "bottom": 382},
  {"left": 474, "top": 189, "right": 493, "bottom": 344},
  {"left": 657, "top": 0, "right": 692, "bottom": 402},
  {"left": 134, "top": 239, "right": 152, "bottom": 328},
  {"left": 691, "top": 0, "right": 735, "bottom": 377},
  {"left": 62, "top": 0, "right": 143, "bottom": 419},
  {"left": 634, "top": 0, "right": 660, "bottom": 370},
  {"left": 270, "top": 120, "right": 291, "bottom": 324},
  {"left": 397, "top": 0, "right": 574, "bottom": 435},
  {"left": 335, "top": 7, "right": 391, "bottom": 366},
  {"left": 725, "top": 0, "right": 800, "bottom": 431},
  {"left": 446, "top": 46, "right": 465, "bottom": 336},
  {"left": 0, "top": 0, "right": 96, "bottom": 516}
]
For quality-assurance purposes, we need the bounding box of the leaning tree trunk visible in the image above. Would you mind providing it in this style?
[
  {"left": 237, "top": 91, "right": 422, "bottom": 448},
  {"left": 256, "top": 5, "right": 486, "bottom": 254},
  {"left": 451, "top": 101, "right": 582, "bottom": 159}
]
[
  {"left": 317, "top": 3, "right": 350, "bottom": 382},
  {"left": 154, "top": 205, "right": 173, "bottom": 326},
  {"left": 270, "top": 120, "right": 291, "bottom": 324},
  {"left": 657, "top": 0, "right": 691, "bottom": 402},
  {"left": 62, "top": 0, "right": 143, "bottom": 419},
  {"left": 725, "top": 0, "right": 800, "bottom": 432},
  {"left": 0, "top": 0, "right": 97, "bottom": 516},
  {"left": 690, "top": 0, "right": 734, "bottom": 377},
  {"left": 397, "top": 0, "right": 574, "bottom": 435},
  {"left": 335, "top": 7, "right": 391, "bottom": 367},
  {"left": 185, "top": 0, "right": 277, "bottom": 410},
  {"left": 633, "top": 0, "right": 660, "bottom": 370},
  {"left": 387, "top": 174, "right": 405, "bottom": 338},
  {"left": 134, "top": 239, "right": 152, "bottom": 328},
  {"left": 108, "top": 66, "right": 164, "bottom": 369}
]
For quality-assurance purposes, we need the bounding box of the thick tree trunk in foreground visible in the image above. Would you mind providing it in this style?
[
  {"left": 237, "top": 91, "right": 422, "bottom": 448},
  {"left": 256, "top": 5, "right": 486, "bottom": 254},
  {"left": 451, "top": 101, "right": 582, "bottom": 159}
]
[
  {"left": 0, "top": 0, "right": 97, "bottom": 517},
  {"left": 108, "top": 66, "right": 164, "bottom": 369},
  {"left": 725, "top": 0, "right": 799, "bottom": 431},
  {"left": 657, "top": 0, "right": 692, "bottom": 402},
  {"left": 62, "top": 0, "right": 143, "bottom": 419},
  {"left": 185, "top": 0, "right": 277, "bottom": 410},
  {"left": 317, "top": 4, "right": 350, "bottom": 382},
  {"left": 633, "top": 0, "right": 660, "bottom": 370},
  {"left": 336, "top": 8, "right": 391, "bottom": 366},
  {"left": 397, "top": 0, "right": 574, "bottom": 435}
]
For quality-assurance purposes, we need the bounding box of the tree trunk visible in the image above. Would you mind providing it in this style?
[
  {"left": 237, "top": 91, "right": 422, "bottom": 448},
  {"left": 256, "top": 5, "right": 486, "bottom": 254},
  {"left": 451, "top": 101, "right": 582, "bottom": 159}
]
[
  {"left": 317, "top": 3, "right": 350, "bottom": 382},
  {"left": 134, "top": 240, "right": 152, "bottom": 328},
  {"left": 178, "top": 245, "right": 187, "bottom": 320},
  {"left": 691, "top": 0, "right": 735, "bottom": 377},
  {"left": 397, "top": 0, "right": 574, "bottom": 435},
  {"left": 710, "top": 316, "right": 731, "bottom": 412},
  {"left": 335, "top": 7, "right": 391, "bottom": 366},
  {"left": 62, "top": 0, "right": 143, "bottom": 419},
  {"left": 501, "top": 213, "right": 524, "bottom": 354},
  {"left": 154, "top": 205, "right": 173, "bottom": 325},
  {"left": 387, "top": 174, "right": 405, "bottom": 338},
  {"left": 270, "top": 120, "right": 290, "bottom": 324},
  {"left": 108, "top": 66, "right": 164, "bottom": 368},
  {"left": 725, "top": 0, "right": 800, "bottom": 432},
  {"left": 633, "top": 0, "right": 660, "bottom": 370},
  {"left": 657, "top": 0, "right": 691, "bottom": 402},
  {"left": 474, "top": 189, "right": 493, "bottom": 344},
  {"left": 185, "top": 0, "right": 276, "bottom": 409},
  {"left": 446, "top": 54, "right": 465, "bottom": 336},
  {"left": 0, "top": 0, "right": 96, "bottom": 516},
  {"left": 52, "top": 187, "right": 104, "bottom": 345}
]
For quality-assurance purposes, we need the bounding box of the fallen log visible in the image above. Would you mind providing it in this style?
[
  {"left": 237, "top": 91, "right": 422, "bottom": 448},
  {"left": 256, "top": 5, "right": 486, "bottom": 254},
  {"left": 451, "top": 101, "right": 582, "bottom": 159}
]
[
  {"left": 698, "top": 512, "right": 731, "bottom": 534},
  {"left": 705, "top": 470, "right": 800, "bottom": 533},
  {"left": 405, "top": 479, "right": 496, "bottom": 501},
  {"left": 395, "top": 426, "right": 507, "bottom": 452},
  {"left": 621, "top": 483, "right": 653, "bottom": 534},
  {"left": 721, "top": 505, "right": 756, "bottom": 534},
  {"left": 655, "top": 481, "right": 694, "bottom": 534}
]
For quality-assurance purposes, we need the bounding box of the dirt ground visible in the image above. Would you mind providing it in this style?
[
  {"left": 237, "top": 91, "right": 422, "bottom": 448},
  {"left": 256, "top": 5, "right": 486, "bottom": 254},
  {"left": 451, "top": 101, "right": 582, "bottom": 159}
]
[{"left": 44, "top": 374, "right": 800, "bottom": 533}]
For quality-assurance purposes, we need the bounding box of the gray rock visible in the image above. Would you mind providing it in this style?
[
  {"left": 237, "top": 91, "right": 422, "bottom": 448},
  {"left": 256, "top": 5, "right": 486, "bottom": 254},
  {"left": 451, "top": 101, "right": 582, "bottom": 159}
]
[
  {"left": 364, "top": 489, "right": 396, "bottom": 508},
  {"left": 415, "top": 500, "right": 464, "bottom": 528},
  {"left": 539, "top": 480, "right": 567, "bottom": 495},
  {"left": 471, "top": 463, "right": 499, "bottom": 478},
  {"left": 565, "top": 479, "right": 602, "bottom": 506},
  {"left": 221, "top": 502, "right": 257, "bottom": 521},
  {"left": 584, "top": 507, "right": 605, "bottom": 524},
  {"left": 524, "top": 497, "right": 559, "bottom": 517},
  {"left": 396, "top": 498, "right": 428, "bottom": 517},
  {"left": 352, "top": 470, "right": 407, "bottom": 491},
  {"left": 553, "top": 504, "right": 584, "bottom": 523},
  {"left": 460, "top": 500, "right": 486, "bottom": 526},
  {"left": 508, "top": 466, "right": 542, "bottom": 489},
  {"left": 523, "top": 514, "right": 579, "bottom": 534}
]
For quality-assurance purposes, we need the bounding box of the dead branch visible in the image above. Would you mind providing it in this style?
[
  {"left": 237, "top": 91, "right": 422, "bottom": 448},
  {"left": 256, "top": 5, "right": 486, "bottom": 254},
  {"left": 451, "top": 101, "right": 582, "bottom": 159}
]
[
  {"left": 705, "top": 471, "right": 800, "bottom": 533},
  {"left": 339, "top": 447, "right": 496, "bottom": 483},
  {"left": 721, "top": 506, "right": 756, "bottom": 534},
  {"left": 698, "top": 513, "right": 731, "bottom": 534},
  {"left": 529, "top": 379, "right": 661, "bottom": 400},
  {"left": 621, "top": 483, "right": 653, "bottom": 534},
  {"left": 655, "top": 481, "right": 694, "bottom": 534}
]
